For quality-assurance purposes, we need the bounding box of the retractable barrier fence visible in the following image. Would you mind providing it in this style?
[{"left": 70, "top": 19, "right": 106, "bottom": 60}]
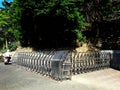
[
  {"left": 12, "top": 50, "right": 120, "bottom": 80},
  {"left": 12, "top": 50, "right": 71, "bottom": 80},
  {"left": 71, "top": 51, "right": 111, "bottom": 74}
]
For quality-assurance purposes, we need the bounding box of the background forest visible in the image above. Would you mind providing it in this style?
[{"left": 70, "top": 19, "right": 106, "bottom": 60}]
[{"left": 0, "top": 0, "right": 120, "bottom": 52}]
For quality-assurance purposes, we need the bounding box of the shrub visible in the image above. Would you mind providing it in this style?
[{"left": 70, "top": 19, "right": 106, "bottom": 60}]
[{"left": 8, "top": 42, "right": 17, "bottom": 51}]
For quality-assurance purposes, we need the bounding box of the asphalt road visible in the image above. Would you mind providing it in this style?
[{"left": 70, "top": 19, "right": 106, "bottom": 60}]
[
  {"left": 0, "top": 63, "right": 95, "bottom": 90},
  {"left": 0, "top": 62, "right": 120, "bottom": 90}
]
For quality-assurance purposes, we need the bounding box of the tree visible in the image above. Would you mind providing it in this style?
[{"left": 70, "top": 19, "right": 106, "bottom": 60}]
[
  {"left": 0, "top": 9, "right": 10, "bottom": 49},
  {"left": 80, "top": 0, "right": 120, "bottom": 48},
  {"left": 0, "top": 0, "right": 18, "bottom": 51},
  {"left": 10, "top": 0, "right": 120, "bottom": 49},
  {"left": 10, "top": 0, "right": 88, "bottom": 49}
]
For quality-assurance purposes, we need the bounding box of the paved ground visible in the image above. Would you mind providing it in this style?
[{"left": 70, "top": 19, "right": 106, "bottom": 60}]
[
  {"left": 0, "top": 63, "right": 120, "bottom": 90},
  {"left": 72, "top": 68, "right": 120, "bottom": 90}
]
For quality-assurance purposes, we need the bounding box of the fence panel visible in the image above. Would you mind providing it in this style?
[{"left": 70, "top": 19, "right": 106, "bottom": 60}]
[
  {"left": 12, "top": 50, "right": 120, "bottom": 80},
  {"left": 71, "top": 51, "right": 111, "bottom": 74},
  {"left": 12, "top": 50, "right": 71, "bottom": 80}
]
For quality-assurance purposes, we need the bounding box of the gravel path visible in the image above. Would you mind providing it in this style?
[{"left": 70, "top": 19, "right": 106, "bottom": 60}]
[{"left": 0, "top": 63, "right": 120, "bottom": 90}]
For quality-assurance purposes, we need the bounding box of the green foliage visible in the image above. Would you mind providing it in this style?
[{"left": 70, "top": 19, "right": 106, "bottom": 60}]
[
  {"left": 0, "top": 37, "right": 4, "bottom": 42},
  {"left": 0, "top": 9, "right": 9, "bottom": 49},
  {"left": 8, "top": 42, "right": 17, "bottom": 51},
  {"left": 99, "top": 0, "right": 114, "bottom": 19},
  {"left": 9, "top": 0, "right": 120, "bottom": 49},
  {"left": 73, "top": 29, "right": 87, "bottom": 46},
  {"left": 0, "top": 10, "right": 9, "bottom": 26},
  {"left": 0, "top": 44, "right": 7, "bottom": 53},
  {"left": 0, "top": 0, "right": 19, "bottom": 51},
  {"left": 9, "top": 0, "right": 89, "bottom": 48},
  {"left": 0, "top": 42, "right": 18, "bottom": 53},
  {"left": 74, "top": 29, "right": 83, "bottom": 39},
  {"left": 7, "top": 28, "right": 22, "bottom": 40}
]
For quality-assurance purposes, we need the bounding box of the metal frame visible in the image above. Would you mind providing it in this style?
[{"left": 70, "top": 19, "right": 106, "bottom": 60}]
[{"left": 12, "top": 50, "right": 120, "bottom": 80}]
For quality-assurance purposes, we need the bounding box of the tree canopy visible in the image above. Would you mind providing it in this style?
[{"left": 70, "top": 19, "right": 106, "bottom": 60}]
[
  {"left": 0, "top": 0, "right": 18, "bottom": 51},
  {"left": 1, "top": 0, "right": 119, "bottom": 50},
  {"left": 10, "top": 0, "right": 88, "bottom": 49}
]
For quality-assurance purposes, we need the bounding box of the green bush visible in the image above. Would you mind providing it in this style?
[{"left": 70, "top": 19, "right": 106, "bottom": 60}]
[
  {"left": 8, "top": 42, "right": 17, "bottom": 51},
  {"left": 0, "top": 42, "right": 18, "bottom": 53},
  {"left": 0, "top": 45, "right": 7, "bottom": 53},
  {"left": 73, "top": 29, "right": 87, "bottom": 46}
]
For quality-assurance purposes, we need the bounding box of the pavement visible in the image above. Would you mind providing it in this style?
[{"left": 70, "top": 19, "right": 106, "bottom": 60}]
[
  {"left": 0, "top": 62, "right": 120, "bottom": 90},
  {"left": 72, "top": 68, "right": 120, "bottom": 90}
]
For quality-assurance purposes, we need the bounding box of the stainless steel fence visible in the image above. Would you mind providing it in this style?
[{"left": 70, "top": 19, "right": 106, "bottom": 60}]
[
  {"left": 12, "top": 50, "right": 120, "bottom": 80},
  {"left": 71, "top": 51, "right": 111, "bottom": 74},
  {"left": 12, "top": 50, "right": 71, "bottom": 80}
]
